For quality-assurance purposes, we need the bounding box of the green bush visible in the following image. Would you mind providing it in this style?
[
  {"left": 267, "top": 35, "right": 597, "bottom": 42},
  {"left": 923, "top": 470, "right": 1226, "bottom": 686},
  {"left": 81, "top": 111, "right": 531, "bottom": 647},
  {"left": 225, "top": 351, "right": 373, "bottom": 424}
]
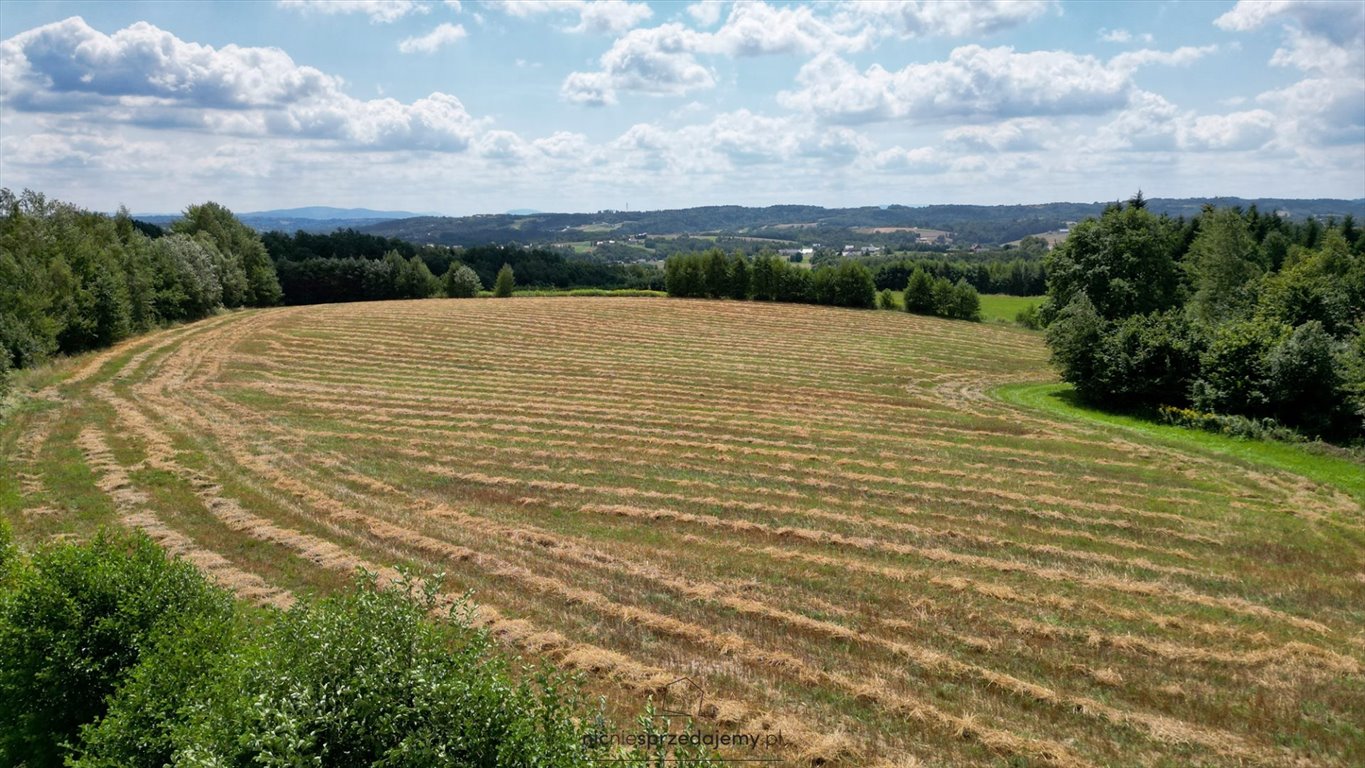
[
  {"left": 1158, "top": 405, "right": 1304, "bottom": 442},
  {"left": 73, "top": 610, "right": 235, "bottom": 768},
  {"left": 1191, "top": 318, "right": 1288, "bottom": 419},
  {"left": 0, "top": 345, "right": 11, "bottom": 403},
  {"left": 831, "top": 262, "right": 876, "bottom": 309},
  {"left": 442, "top": 264, "right": 484, "bottom": 298},
  {"left": 877, "top": 289, "right": 897, "bottom": 310},
  {"left": 903, "top": 267, "right": 935, "bottom": 314},
  {"left": 169, "top": 572, "right": 593, "bottom": 767},
  {"left": 1103, "top": 309, "right": 1203, "bottom": 407},
  {"left": 1046, "top": 294, "right": 1108, "bottom": 402},
  {"left": 946, "top": 278, "right": 981, "bottom": 321},
  {"left": 0, "top": 531, "right": 232, "bottom": 768},
  {"left": 1266, "top": 321, "right": 1349, "bottom": 437},
  {"left": 493, "top": 263, "right": 516, "bottom": 298},
  {"left": 1015, "top": 303, "right": 1043, "bottom": 329}
]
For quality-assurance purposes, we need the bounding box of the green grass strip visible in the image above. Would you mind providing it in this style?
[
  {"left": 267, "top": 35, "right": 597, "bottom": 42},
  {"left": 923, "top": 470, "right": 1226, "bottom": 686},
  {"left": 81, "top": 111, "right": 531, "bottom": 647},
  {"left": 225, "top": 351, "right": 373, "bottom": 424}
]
[{"left": 994, "top": 381, "right": 1365, "bottom": 504}]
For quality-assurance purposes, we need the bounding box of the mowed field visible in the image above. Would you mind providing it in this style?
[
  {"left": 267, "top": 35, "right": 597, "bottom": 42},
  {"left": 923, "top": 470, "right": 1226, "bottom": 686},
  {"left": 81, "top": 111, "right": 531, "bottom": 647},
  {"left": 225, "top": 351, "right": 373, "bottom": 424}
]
[{"left": 4, "top": 297, "right": 1365, "bottom": 767}]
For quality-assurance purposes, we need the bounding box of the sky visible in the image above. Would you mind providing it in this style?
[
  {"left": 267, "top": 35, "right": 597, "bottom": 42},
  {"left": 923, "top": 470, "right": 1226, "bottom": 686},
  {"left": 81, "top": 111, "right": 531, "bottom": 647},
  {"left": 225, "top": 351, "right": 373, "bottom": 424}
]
[{"left": 1, "top": 0, "right": 1362, "bottom": 215}]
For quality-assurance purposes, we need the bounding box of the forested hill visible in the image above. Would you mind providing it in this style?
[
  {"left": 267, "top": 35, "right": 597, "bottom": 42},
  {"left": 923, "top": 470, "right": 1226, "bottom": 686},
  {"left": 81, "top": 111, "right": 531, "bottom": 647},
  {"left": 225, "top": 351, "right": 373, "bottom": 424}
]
[{"left": 359, "top": 198, "right": 1365, "bottom": 248}]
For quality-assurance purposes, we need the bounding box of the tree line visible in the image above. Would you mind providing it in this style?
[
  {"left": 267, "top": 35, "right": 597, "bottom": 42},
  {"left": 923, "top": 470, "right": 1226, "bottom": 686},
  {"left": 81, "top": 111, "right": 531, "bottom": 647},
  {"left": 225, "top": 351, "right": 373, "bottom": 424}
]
[
  {"left": 0, "top": 524, "right": 713, "bottom": 767},
  {"left": 1, "top": 189, "right": 280, "bottom": 394},
  {"left": 1045, "top": 194, "right": 1365, "bottom": 441},
  {"left": 870, "top": 256, "right": 1046, "bottom": 297},
  {"left": 261, "top": 232, "right": 662, "bottom": 305},
  {"left": 664, "top": 249, "right": 877, "bottom": 308}
]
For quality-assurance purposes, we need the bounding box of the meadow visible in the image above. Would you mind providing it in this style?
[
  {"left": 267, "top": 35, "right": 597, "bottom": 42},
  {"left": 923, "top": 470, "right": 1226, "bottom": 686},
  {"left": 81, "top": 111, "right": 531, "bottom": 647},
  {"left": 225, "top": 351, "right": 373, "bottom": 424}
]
[
  {"left": 3, "top": 297, "right": 1363, "bottom": 767},
  {"left": 884, "top": 292, "right": 1044, "bottom": 324}
]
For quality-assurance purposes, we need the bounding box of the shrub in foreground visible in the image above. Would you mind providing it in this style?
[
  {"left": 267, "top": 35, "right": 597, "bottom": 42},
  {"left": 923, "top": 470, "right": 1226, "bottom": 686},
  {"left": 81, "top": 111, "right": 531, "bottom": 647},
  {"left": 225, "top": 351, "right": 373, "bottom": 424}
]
[
  {"left": 0, "top": 530, "right": 719, "bottom": 767},
  {"left": 167, "top": 573, "right": 591, "bottom": 767},
  {"left": 0, "top": 532, "right": 231, "bottom": 768}
]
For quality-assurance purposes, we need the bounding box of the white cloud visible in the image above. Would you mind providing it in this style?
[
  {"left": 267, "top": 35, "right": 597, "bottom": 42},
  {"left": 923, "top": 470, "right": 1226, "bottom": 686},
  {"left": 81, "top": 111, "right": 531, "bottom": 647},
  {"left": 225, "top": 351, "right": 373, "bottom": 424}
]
[
  {"left": 1215, "top": 0, "right": 1364, "bottom": 46},
  {"left": 708, "top": 2, "right": 869, "bottom": 56},
  {"left": 1214, "top": 0, "right": 1364, "bottom": 149},
  {"left": 1256, "top": 77, "right": 1365, "bottom": 146},
  {"left": 490, "top": 0, "right": 653, "bottom": 35},
  {"left": 0, "top": 17, "right": 481, "bottom": 151},
  {"left": 559, "top": 1, "right": 1053, "bottom": 108},
  {"left": 1099, "top": 27, "right": 1153, "bottom": 44},
  {"left": 944, "top": 117, "right": 1051, "bottom": 151},
  {"left": 1216, "top": 0, "right": 1364, "bottom": 74},
  {"left": 560, "top": 72, "right": 618, "bottom": 106},
  {"left": 687, "top": 1, "right": 725, "bottom": 27},
  {"left": 778, "top": 44, "right": 1221, "bottom": 124},
  {"left": 561, "top": 23, "right": 714, "bottom": 105},
  {"left": 277, "top": 0, "right": 427, "bottom": 24},
  {"left": 560, "top": 2, "right": 872, "bottom": 106},
  {"left": 398, "top": 22, "right": 466, "bottom": 53},
  {"left": 1110, "top": 44, "right": 1217, "bottom": 72},
  {"left": 778, "top": 46, "right": 1134, "bottom": 123},
  {"left": 1, "top": 17, "right": 338, "bottom": 110},
  {"left": 872, "top": 146, "right": 952, "bottom": 173},
  {"left": 1095, "top": 91, "right": 1278, "bottom": 153},
  {"left": 1184, "top": 109, "right": 1277, "bottom": 151},
  {"left": 838, "top": 0, "right": 1054, "bottom": 39}
]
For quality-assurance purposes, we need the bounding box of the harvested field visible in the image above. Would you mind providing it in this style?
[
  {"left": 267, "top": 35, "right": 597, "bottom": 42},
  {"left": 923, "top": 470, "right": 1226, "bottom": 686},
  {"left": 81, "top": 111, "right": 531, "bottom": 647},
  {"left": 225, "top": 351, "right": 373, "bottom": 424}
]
[{"left": 4, "top": 296, "right": 1364, "bottom": 766}]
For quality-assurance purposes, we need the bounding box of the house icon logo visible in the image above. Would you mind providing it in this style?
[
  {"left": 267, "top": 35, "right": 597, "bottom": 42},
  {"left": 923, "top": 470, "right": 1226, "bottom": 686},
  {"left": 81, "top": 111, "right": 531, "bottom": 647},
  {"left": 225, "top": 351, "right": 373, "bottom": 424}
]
[{"left": 659, "top": 675, "right": 706, "bottom": 718}]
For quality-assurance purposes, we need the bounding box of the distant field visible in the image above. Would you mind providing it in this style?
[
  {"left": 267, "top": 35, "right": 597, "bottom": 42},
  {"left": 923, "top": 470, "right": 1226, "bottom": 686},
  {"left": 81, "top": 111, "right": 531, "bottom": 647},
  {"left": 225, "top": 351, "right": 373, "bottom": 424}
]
[
  {"left": 979, "top": 294, "right": 1045, "bottom": 324},
  {"left": 4, "top": 298, "right": 1363, "bottom": 766}
]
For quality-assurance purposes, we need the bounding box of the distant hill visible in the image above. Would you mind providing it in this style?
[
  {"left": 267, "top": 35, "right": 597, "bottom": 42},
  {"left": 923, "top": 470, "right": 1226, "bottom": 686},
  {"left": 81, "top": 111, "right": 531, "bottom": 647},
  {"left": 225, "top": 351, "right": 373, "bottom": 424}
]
[
  {"left": 357, "top": 198, "right": 1365, "bottom": 249},
  {"left": 243, "top": 206, "right": 432, "bottom": 220},
  {"left": 135, "top": 206, "right": 436, "bottom": 235}
]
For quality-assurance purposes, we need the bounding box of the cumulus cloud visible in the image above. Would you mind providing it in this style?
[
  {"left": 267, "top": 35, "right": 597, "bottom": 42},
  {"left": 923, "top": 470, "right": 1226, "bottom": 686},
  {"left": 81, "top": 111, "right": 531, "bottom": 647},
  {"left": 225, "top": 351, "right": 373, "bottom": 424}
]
[
  {"left": 778, "top": 46, "right": 1137, "bottom": 123},
  {"left": 1214, "top": 0, "right": 1363, "bottom": 147},
  {"left": 777, "top": 44, "right": 1223, "bottom": 124},
  {"left": 1, "top": 17, "right": 338, "bottom": 110},
  {"left": 277, "top": 0, "right": 427, "bottom": 24},
  {"left": 398, "top": 22, "right": 466, "bottom": 53},
  {"left": 1256, "top": 77, "right": 1365, "bottom": 146},
  {"left": 561, "top": 3, "right": 871, "bottom": 106},
  {"left": 838, "top": 0, "right": 1054, "bottom": 39},
  {"left": 490, "top": 0, "right": 652, "bottom": 35},
  {"left": 0, "top": 17, "right": 481, "bottom": 151},
  {"left": 687, "top": 1, "right": 725, "bottom": 27},
  {"left": 1184, "top": 109, "right": 1277, "bottom": 151},
  {"left": 871, "top": 145, "right": 950, "bottom": 173},
  {"left": 1217, "top": 0, "right": 1364, "bottom": 75},
  {"left": 943, "top": 117, "right": 1051, "bottom": 151},
  {"left": 559, "top": 1, "right": 1055, "bottom": 108},
  {"left": 1215, "top": 0, "right": 1364, "bottom": 47},
  {"left": 1095, "top": 91, "right": 1278, "bottom": 153},
  {"left": 708, "top": 2, "right": 869, "bottom": 56},
  {"left": 1110, "top": 44, "right": 1217, "bottom": 72},
  {"left": 561, "top": 23, "right": 714, "bottom": 105}
]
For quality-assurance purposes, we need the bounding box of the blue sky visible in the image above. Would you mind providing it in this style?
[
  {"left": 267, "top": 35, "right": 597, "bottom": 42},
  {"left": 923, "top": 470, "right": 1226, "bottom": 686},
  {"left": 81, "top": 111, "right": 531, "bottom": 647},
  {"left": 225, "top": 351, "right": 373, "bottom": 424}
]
[{"left": 1, "top": 0, "right": 1362, "bottom": 215}]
